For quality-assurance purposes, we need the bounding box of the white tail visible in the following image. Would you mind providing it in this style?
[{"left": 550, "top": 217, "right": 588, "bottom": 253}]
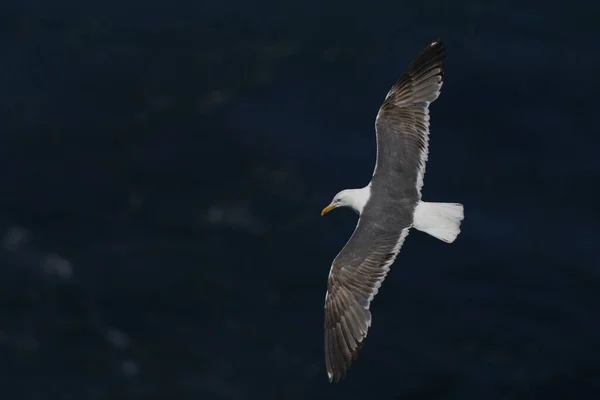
[{"left": 413, "top": 201, "right": 464, "bottom": 243}]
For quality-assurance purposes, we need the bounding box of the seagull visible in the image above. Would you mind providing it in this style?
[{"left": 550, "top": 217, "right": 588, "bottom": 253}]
[{"left": 320, "top": 40, "right": 464, "bottom": 383}]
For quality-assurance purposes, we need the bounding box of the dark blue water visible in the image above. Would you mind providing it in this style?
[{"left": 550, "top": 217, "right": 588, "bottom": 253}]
[{"left": 1, "top": 1, "right": 599, "bottom": 398}]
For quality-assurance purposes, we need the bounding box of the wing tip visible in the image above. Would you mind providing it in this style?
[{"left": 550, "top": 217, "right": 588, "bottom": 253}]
[
  {"left": 326, "top": 365, "right": 347, "bottom": 384},
  {"left": 379, "top": 39, "right": 446, "bottom": 109},
  {"left": 408, "top": 38, "right": 446, "bottom": 76},
  {"left": 325, "top": 333, "right": 365, "bottom": 383},
  {"left": 429, "top": 39, "right": 444, "bottom": 49}
]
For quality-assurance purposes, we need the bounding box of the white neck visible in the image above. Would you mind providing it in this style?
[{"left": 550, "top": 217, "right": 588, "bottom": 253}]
[{"left": 346, "top": 185, "right": 371, "bottom": 214}]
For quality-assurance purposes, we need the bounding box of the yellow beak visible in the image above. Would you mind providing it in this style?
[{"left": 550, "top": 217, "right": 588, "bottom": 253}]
[{"left": 321, "top": 203, "right": 336, "bottom": 216}]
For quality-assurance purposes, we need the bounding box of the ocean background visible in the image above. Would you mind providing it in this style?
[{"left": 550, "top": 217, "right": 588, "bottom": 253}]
[{"left": 1, "top": 1, "right": 599, "bottom": 398}]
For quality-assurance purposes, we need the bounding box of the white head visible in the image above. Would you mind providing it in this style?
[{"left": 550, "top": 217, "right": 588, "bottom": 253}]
[{"left": 321, "top": 186, "right": 371, "bottom": 216}]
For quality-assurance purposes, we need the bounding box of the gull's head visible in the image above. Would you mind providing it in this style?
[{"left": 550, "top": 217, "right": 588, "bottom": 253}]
[{"left": 321, "top": 186, "right": 371, "bottom": 216}]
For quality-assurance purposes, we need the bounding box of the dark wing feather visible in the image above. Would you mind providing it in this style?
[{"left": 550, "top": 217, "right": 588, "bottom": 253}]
[
  {"left": 374, "top": 40, "right": 446, "bottom": 196},
  {"left": 324, "top": 216, "right": 410, "bottom": 382}
]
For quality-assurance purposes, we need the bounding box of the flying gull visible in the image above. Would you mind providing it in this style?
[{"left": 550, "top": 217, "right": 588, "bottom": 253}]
[{"left": 320, "top": 40, "right": 464, "bottom": 382}]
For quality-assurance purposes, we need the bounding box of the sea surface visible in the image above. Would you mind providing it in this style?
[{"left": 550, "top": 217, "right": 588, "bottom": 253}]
[{"left": 1, "top": 1, "right": 599, "bottom": 399}]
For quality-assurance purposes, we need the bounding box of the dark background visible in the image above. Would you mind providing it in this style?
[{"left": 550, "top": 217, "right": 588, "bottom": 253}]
[{"left": 1, "top": 1, "right": 599, "bottom": 399}]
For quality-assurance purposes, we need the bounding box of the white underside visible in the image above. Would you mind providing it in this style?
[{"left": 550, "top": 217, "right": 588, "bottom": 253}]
[{"left": 412, "top": 201, "right": 464, "bottom": 243}]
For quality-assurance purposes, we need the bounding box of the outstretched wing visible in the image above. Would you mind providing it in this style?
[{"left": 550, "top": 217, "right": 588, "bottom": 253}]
[
  {"left": 373, "top": 40, "right": 446, "bottom": 196},
  {"left": 324, "top": 215, "right": 410, "bottom": 382}
]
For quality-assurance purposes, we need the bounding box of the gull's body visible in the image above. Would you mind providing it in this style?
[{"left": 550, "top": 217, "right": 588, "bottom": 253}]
[{"left": 320, "top": 40, "right": 464, "bottom": 382}]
